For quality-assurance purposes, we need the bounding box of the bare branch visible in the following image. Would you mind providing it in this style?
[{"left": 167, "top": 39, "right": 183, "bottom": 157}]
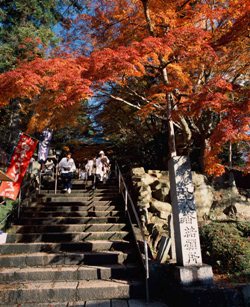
[
  {"left": 162, "top": 67, "right": 169, "bottom": 85},
  {"left": 106, "top": 93, "right": 141, "bottom": 110},
  {"left": 124, "top": 85, "right": 149, "bottom": 103}
]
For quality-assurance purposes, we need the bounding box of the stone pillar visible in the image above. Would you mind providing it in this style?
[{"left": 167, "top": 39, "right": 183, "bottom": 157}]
[
  {"left": 168, "top": 156, "right": 213, "bottom": 285},
  {"left": 168, "top": 156, "right": 202, "bottom": 266}
]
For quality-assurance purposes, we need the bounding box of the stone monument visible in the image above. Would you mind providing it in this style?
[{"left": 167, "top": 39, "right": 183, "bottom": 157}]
[{"left": 168, "top": 156, "right": 213, "bottom": 285}]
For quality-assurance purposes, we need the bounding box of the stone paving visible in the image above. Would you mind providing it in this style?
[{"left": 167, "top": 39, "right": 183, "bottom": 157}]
[
  {"left": 0, "top": 181, "right": 150, "bottom": 305},
  {"left": 73, "top": 300, "right": 168, "bottom": 306},
  {"left": 3, "top": 300, "right": 168, "bottom": 306}
]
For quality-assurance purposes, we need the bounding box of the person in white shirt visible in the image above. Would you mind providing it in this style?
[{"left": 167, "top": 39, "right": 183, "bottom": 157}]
[
  {"left": 79, "top": 164, "right": 87, "bottom": 180},
  {"left": 95, "top": 151, "right": 110, "bottom": 183},
  {"left": 85, "top": 158, "right": 95, "bottom": 177},
  {"left": 58, "top": 152, "right": 76, "bottom": 193}
]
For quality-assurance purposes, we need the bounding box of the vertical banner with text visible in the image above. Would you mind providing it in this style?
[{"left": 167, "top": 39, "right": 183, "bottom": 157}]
[
  {"left": 38, "top": 129, "right": 53, "bottom": 163},
  {"left": 0, "top": 133, "right": 38, "bottom": 200}
]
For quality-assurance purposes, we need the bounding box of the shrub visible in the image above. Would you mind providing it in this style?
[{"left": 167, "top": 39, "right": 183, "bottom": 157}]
[
  {"left": 236, "top": 221, "right": 250, "bottom": 237},
  {"left": 0, "top": 200, "right": 17, "bottom": 231},
  {"left": 199, "top": 221, "right": 250, "bottom": 273}
]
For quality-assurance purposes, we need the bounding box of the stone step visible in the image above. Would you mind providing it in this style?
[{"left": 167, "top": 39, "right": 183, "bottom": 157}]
[
  {"left": 0, "top": 240, "right": 131, "bottom": 254},
  {"left": 44, "top": 179, "right": 117, "bottom": 184},
  {"left": 72, "top": 182, "right": 118, "bottom": 188},
  {"left": 32, "top": 200, "right": 121, "bottom": 207},
  {"left": 40, "top": 184, "right": 119, "bottom": 191},
  {"left": 0, "top": 300, "right": 168, "bottom": 307},
  {"left": 48, "top": 187, "right": 119, "bottom": 193},
  {"left": 88, "top": 184, "right": 118, "bottom": 189},
  {"left": 39, "top": 190, "right": 119, "bottom": 195},
  {"left": 21, "top": 205, "right": 122, "bottom": 213},
  {"left": 27, "top": 201, "right": 121, "bottom": 210},
  {"left": 12, "top": 224, "right": 127, "bottom": 233},
  {"left": 0, "top": 279, "right": 143, "bottom": 304},
  {"left": 19, "top": 210, "right": 125, "bottom": 218},
  {"left": 38, "top": 196, "right": 121, "bottom": 203},
  {"left": 0, "top": 251, "right": 137, "bottom": 267},
  {"left": 0, "top": 263, "right": 141, "bottom": 283},
  {"left": 7, "top": 231, "right": 131, "bottom": 243},
  {"left": 37, "top": 190, "right": 120, "bottom": 198},
  {"left": 16, "top": 216, "right": 126, "bottom": 225},
  {"left": 71, "top": 180, "right": 117, "bottom": 185}
]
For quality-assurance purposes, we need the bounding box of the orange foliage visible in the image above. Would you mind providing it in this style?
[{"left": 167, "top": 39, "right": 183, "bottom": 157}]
[
  {"left": 25, "top": 93, "right": 86, "bottom": 133},
  {"left": 0, "top": 0, "right": 249, "bottom": 175},
  {"left": 205, "top": 116, "right": 250, "bottom": 176},
  {"left": 0, "top": 57, "right": 92, "bottom": 107}
]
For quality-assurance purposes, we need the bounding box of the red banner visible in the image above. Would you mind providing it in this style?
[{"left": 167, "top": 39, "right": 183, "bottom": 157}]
[{"left": 0, "top": 133, "right": 38, "bottom": 200}]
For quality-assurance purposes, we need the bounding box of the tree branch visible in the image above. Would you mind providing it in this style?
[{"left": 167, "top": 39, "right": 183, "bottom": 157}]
[
  {"left": 178, "top": 115, "right": 192, "bottom": 142},
  {"left": 141, "top": 0, "right": 155, "bottom": 36},
  {"left": 105, "top": 93, "right": 141, "bottom": 110},
  {"left": 124, "top": 85, "right": 149, "bottom": 103}
]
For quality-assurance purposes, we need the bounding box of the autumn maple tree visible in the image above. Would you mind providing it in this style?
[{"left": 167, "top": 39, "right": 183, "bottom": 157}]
[
  {"left": 0, "top": 0, "right": 249, "bottom": 175},
  {"left": 0, "top": 0, "right": 84, "bottom": 155}
]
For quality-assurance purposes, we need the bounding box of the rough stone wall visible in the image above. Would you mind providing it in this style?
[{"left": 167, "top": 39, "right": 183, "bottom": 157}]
[{"left": 131, "top": 167, "right": 250, "bottom": 254}]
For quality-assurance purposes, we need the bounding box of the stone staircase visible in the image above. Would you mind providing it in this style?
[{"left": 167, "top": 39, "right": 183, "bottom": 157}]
[{"left": 0, "top": 180, "right": 144, "bottom": 306}]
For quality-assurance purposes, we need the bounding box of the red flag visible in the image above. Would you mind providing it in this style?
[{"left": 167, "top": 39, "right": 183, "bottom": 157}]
[{"left": 0, "top": 133, "right": 38, "bottom": 200}]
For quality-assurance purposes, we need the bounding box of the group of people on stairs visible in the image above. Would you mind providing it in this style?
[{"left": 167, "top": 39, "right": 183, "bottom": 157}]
[{"left": 59, "top": 150, "right": 110, "bottom": 193}]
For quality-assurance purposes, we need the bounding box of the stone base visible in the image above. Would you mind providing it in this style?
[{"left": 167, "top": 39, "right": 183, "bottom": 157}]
[
  {"left": 170, "top": 264, "right": 214, "bottom": 286},
  {"left": 0, "top": 232, "right": 7, "bottom": 244}
]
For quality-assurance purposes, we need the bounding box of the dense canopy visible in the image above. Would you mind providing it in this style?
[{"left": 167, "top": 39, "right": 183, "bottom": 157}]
[{"left": 0, "top": 0, "right": 249, "bottom": 175}]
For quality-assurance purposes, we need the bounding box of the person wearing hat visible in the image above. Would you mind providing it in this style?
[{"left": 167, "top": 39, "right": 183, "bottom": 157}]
[
  {"left": 44, "top": 157, "right": 55, "bottom": 177},
  {"left": 95, "top": 150, "right": 110, "bottom": 184},
  {"left": 58, "top": 152, "right": 76, "bottom": 193}
]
